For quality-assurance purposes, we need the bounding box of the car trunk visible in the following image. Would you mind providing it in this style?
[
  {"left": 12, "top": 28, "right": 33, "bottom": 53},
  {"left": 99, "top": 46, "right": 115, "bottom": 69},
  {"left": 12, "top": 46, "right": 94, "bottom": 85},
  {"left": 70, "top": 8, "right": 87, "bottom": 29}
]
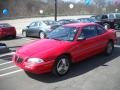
[{"left": 2, "top": 27, "right": 15, "bottom": 35}]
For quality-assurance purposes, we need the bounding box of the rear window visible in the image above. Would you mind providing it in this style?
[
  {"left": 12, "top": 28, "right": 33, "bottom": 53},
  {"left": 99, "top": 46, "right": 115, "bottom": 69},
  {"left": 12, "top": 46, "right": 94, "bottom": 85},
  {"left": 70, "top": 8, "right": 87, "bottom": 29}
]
[{"left": 0, "top": 23, "right": 11, "bottom": 28}]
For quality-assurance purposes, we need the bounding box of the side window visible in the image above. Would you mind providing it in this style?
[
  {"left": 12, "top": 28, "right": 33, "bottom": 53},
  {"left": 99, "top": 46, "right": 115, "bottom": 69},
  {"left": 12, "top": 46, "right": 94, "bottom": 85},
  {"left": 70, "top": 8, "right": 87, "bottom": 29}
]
[
  {"left": 101, "top": 15, "right": 108, "bottom": 19},
  {"left": 97, "top": 26, "right": 106, "bottom": 35},
  {"left": 38, "top": 22, "right": 42, "bottom": 26},
  {"left": 80, "top": 26, "right": 97, "bottom": 39},
  {"left": 64, "top": 20, "right": 70, "bottom": 24},
  {"left": 29, "top": 22, "right": 38, "bottom": 27},
  {"left": 109, "top": 14, "right": 114, "bottom": 19}
]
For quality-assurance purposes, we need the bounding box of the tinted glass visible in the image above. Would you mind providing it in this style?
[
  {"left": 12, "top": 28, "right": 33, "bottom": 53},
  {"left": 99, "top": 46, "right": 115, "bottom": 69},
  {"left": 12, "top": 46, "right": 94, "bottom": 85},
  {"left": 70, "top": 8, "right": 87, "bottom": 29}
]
[
  {"left": 29, "top": 22, "right": 38, "bottom": 27},
  {"left": 81, "top": 26, "right": 97, "bottom": 38},
  {"left": 47, "top": 26, "right": 78, "bottom": 41},
  {"left": 97, "top": 26, "right": 106, "bottom": 35},
  {"left": 43, "top": 20, "right": 55, "bottom": 25},
  {"left": 109, "top": 14, "right": 114, "bottom": 19},
  {"left": 101, "top": 15, "right": 108, "bottom": 19},
  {"left": 78, "top": 18, "right": 91, "bottom": 22}
]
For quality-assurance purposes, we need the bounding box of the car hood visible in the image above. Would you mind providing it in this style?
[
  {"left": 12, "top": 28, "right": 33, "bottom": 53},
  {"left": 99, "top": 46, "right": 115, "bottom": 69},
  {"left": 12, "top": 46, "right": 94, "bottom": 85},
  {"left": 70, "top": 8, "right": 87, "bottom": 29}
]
[{"left": 17, "top": 39, "right": 69, "bottom": 57}]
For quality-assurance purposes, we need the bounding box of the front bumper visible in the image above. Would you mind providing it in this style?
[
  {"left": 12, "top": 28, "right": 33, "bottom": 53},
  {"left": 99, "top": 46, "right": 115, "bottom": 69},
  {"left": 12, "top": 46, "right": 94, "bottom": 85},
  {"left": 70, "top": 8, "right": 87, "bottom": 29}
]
[{"left": 13, "top": 55, "right": 55, "bottom": 74}]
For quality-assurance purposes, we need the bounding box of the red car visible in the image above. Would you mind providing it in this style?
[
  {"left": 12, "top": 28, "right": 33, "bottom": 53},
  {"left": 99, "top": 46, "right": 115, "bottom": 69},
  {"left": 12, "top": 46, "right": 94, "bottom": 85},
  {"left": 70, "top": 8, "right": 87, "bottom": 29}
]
[
  {"left": 0, "top": 23, "right": 16, "bottom": 39},
  {"left": 12, "top": 23, "right": 117, "bottom": 76}
]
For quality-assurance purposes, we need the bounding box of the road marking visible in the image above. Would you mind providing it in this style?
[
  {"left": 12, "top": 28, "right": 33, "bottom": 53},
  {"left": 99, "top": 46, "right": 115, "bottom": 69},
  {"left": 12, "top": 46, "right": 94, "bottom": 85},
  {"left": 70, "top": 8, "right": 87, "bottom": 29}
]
[
  {"left": 0, "top": 57, "right": 12, "bottom": 60},
  {"left": 0, "top": 69, "right": 23, "bottom": 77},
  {"left": 0, "top": 52, "right": 15, "bottom": 57},
  {"left": 0, "top": 65, "right": 16, "bottom": 71},
  {"left": 0, "top": 61, "right": 13, "bottom": 66}
]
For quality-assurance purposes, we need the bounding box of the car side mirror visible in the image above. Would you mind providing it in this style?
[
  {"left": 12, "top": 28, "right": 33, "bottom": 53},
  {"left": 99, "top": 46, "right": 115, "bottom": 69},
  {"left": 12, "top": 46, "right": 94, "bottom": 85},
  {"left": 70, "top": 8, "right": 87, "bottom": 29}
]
[{"left": 77, "top": 36, "right": 86, "bottom": 41}]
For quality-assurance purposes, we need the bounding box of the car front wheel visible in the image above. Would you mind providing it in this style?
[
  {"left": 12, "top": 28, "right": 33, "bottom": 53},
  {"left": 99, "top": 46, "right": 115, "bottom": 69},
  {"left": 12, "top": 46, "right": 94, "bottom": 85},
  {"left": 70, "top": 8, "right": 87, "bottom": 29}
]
[
  {"left": 105, "top": 41, "right": 114, "bottom": 56},
  {"left": 53, "top": 55, "right": 71, "bottom": 76}
]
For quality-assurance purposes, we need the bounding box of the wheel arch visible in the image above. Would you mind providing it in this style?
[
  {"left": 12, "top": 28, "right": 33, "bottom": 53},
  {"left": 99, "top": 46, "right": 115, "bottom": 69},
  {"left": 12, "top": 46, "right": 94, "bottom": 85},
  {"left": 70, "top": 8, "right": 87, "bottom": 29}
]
[
  {"left": 108, "top": 39, "right": 114, "bottom": 44},
  {"left": 56, "top": 53, "right": 73, "bottom": 63}
]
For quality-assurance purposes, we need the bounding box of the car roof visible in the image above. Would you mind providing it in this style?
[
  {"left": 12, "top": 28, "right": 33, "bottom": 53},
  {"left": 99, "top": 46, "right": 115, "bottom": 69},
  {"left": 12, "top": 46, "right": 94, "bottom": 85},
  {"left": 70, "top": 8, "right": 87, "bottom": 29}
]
[
  {"left": 32, "top": 21, "right": 43, "bottom": 23},
  {"left": 64, "top": 22, "right": 97, "bottom": 28},
  {"left": 0, "top": 23, "right": 11, "bottom": 28}
]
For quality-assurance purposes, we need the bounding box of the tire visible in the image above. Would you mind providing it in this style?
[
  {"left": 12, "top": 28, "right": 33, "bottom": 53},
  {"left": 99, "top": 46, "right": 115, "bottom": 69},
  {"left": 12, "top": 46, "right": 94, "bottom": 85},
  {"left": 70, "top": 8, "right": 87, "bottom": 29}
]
[
  {"left": 39, "top": 31, "right": 46, "bottom": 39},
  {"left": 105, "top": 41, "right": 114, "bottom": 56},
  {"left": 53, "top": 55, "right": 71, "bottom": 76},
  {"left": 22, "top": 31, "right": 27, "bottom": 37},
  {"left": 104, "top": 23, "right": 110, "bottom": 29},
  {"left": 12, "top": 35, "right": 16, "bottom": 39}
]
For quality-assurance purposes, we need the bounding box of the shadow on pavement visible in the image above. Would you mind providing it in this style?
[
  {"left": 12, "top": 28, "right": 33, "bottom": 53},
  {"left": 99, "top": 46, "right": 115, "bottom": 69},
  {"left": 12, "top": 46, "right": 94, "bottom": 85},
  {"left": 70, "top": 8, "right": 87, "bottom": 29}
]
[
  {"left": 0, "top": 36, "right": 23, "bottom": 41},
  {"left": 0, "top": 55, "right": 12, "bottom": 61},
  {"left": 26, "top": 46, "right": 120, "bottom": 83}
]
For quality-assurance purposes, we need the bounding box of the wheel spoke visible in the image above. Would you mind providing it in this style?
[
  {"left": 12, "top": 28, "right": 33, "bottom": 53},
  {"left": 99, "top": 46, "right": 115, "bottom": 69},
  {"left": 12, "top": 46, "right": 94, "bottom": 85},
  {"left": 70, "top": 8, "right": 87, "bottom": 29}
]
[
  {"left": 56, "top": 57, "right": 69, "bottom": 75},
  {"left": 61, "top": 58, "right": 66, "bottom": 65},
  {"left": 64, "top": 66, "right": 69, "bottom": 71},
  {"left": 57, "top": 65, "right": 63, "bottom": 72}
]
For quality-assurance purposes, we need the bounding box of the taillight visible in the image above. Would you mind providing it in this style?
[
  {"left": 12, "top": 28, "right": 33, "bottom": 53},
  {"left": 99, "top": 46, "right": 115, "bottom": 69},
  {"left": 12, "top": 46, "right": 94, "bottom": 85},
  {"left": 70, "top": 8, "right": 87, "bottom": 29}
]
[{"left": 0, "top": 29, "right": 2, "bottom": 33}]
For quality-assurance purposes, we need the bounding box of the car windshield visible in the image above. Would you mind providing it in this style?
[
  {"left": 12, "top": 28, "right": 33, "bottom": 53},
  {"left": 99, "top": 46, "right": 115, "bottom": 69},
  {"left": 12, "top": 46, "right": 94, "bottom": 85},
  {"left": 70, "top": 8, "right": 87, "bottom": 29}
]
[{"left": 47, "top": 26, "right": 78, "bottom": 41}]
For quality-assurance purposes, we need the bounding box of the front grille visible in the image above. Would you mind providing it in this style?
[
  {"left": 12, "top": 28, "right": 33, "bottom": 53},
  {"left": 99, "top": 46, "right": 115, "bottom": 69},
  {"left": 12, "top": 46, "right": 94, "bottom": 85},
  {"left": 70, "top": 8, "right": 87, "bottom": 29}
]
[{"left": 15, "top": 55, "right": 24, "bottom": 64}]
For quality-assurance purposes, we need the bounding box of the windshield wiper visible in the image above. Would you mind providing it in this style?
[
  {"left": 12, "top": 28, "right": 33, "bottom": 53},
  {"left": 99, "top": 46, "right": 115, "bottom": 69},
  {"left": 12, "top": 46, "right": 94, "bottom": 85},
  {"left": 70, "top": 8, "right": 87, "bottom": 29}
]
[{"left": 51, "top": 38, "right": 62, "bottom": 41}]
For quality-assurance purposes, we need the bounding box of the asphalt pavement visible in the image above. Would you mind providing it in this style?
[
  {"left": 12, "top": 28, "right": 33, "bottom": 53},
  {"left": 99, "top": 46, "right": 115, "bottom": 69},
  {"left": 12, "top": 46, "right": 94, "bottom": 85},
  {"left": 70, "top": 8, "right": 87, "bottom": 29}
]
[{"left": 0, "top": 32, "right": 120, "bottom": 90}]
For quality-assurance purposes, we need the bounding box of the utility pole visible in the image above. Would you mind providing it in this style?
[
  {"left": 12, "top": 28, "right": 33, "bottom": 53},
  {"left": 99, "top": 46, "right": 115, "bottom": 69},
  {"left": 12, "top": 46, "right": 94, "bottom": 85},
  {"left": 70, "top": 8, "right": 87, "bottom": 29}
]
[{"left": 55, "top": 0, "right": 57, "bottom": 21}]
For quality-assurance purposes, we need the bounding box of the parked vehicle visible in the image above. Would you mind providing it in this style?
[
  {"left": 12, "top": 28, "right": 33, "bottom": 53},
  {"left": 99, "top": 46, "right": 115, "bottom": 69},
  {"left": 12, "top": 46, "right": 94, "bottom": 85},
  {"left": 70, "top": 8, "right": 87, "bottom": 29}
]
[
  {"left": 51, "top": 19, "right": 79, "bottom": 30},
  {"left": 90, "top": 13, "right": 120, "bottom": 30},
  {"left": 0, "top": 23, "right": 16, "bottom": 39},
  {"left": 22, "top": 21, "right": 51, "bottom": 39},
  {"left": 43, "top": 20, "right": 56, "bottom": 26},
  {"left": 77, "top": 18, "right": 96, "bottom": 23},
  {"left": 13, "top": 23, "right": 117, "bottom": 76}
]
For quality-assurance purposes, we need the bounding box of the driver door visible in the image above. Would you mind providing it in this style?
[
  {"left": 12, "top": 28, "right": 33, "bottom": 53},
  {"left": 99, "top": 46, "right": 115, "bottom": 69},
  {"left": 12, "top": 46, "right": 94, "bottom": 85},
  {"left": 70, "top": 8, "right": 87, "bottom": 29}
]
[
  {"left": 27, "top": 22, "right": 38, "bottom": 36},
  {"left": 73, "top": 25, "right": 100, "bottom": 62}
]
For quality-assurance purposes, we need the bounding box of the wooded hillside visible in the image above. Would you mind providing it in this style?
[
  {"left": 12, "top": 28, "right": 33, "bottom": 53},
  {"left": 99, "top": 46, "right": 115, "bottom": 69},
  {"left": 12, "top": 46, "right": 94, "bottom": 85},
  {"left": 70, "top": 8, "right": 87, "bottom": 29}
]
[{"left": 0, "top": 0, "right": 120, "bottom": 18}]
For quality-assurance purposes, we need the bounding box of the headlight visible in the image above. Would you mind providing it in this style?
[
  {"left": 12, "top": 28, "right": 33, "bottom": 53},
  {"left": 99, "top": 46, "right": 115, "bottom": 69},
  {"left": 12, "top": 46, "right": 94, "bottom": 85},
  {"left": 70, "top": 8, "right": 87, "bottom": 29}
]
[{"left": 27, "top": 58, "right": 44, "bottom": 64}]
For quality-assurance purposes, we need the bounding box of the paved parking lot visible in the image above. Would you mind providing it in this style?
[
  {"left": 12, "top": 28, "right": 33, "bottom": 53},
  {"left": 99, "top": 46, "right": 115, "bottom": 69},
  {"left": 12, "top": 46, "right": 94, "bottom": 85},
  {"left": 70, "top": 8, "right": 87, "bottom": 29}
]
[{"left": 0, "top": 31, "right": 120, "bottom": 90}]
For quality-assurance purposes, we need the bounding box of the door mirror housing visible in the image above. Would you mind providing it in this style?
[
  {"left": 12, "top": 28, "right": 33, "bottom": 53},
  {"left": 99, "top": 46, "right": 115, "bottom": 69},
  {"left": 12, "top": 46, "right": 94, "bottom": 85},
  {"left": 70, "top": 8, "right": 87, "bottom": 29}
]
[{"left": 77, "top": 36, "right": 86, "bottom": 41}]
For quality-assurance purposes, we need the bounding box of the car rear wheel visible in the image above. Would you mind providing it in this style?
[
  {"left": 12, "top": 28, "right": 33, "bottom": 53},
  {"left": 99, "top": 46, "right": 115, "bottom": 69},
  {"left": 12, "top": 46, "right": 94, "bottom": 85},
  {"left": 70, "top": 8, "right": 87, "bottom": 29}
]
[
  {"left": 39, "top": 32, "right": 45, "bottom": 39},
  {"left": 105, "top": 41, "right": 114, "bottom": 56},
  {"left": 53, "top": 55, "right": 71, "bottom": 76}
]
